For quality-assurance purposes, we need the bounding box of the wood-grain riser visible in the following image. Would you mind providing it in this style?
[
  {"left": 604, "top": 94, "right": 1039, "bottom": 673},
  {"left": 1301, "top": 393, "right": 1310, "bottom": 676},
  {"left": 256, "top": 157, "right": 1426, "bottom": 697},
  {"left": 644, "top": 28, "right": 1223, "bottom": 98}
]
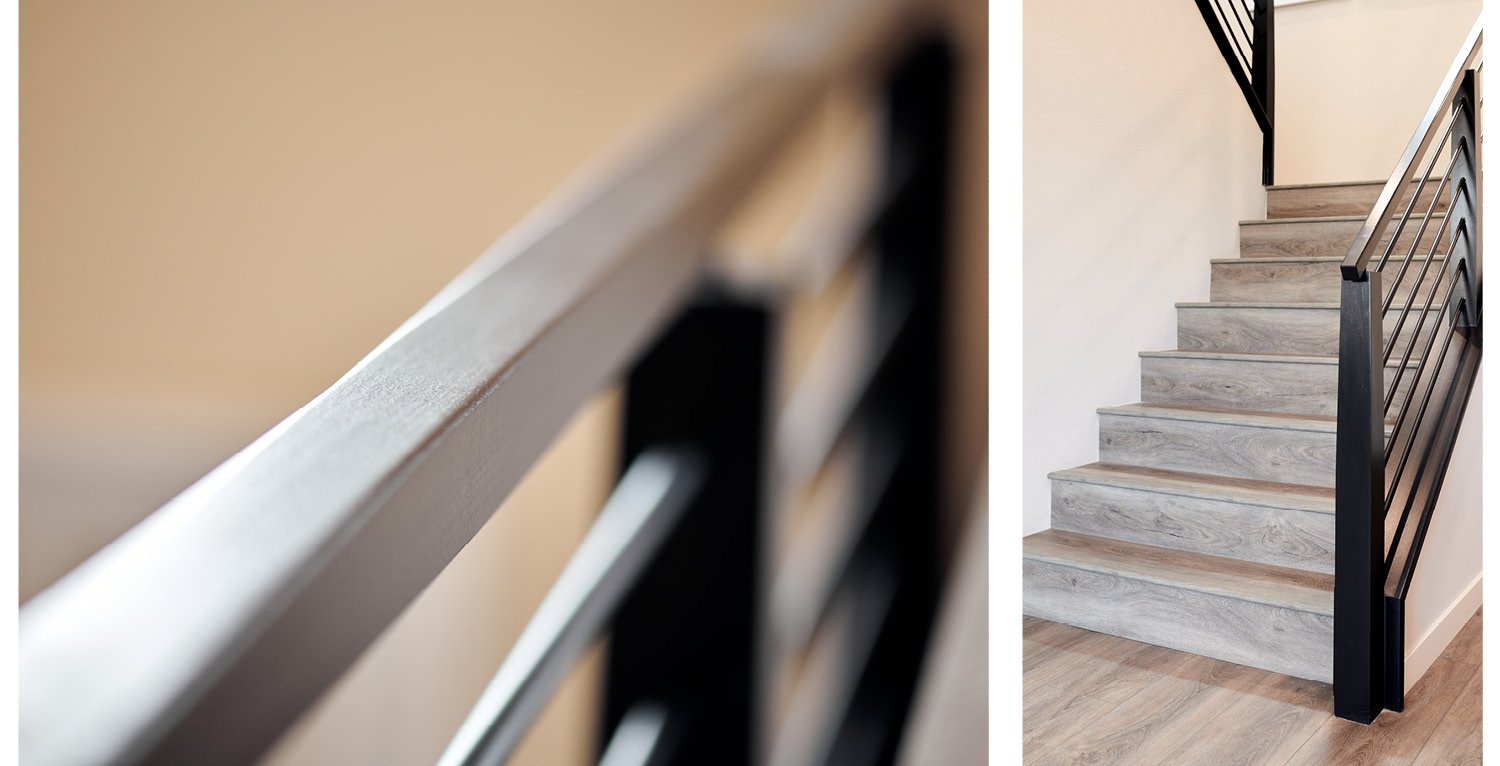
[
  {"left": 1266, "top": 182, "right": 1446, "bottom": 220},
  {"left": 1210, "top": 258, "right": 1448, "bottom": 303},
  {"left": 1023, "top": 558, "right": 1333, "bottom": 683},
  {"left": 1176, "top": 304, "right": 1438, "bottom": 356},
  {"left": 1098, "top": 410, "right": 1338, "bottom": 487},
  {"left": 1240, "top": 217, "right": 1448, "bottom": 259},
  {"left": 1140, "top": 354, "right": 1416, "bottom": 417},
  {"left": 1050, "top": 478, "right": 1335, "bottom": 573}
]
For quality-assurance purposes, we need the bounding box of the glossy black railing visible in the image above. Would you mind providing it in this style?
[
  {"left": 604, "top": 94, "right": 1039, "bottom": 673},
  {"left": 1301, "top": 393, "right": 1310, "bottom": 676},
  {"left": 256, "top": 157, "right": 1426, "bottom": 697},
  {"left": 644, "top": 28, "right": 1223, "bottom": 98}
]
[
  {"left": 1192, "top": 0, "right": 1275, "bottom": 183},
  {"left": 1334, "top": 21, "right": 1482, "bottom": 725}
]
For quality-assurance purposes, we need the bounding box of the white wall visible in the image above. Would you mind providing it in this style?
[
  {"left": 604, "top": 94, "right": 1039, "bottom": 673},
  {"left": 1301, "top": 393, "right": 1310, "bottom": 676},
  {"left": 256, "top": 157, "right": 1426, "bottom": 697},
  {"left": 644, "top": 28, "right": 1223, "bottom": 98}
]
[
  {"left": 1022, "top": 0, "right": 1267, "bottom": 533},
  {"left": 1402, "top": 368, "right": 1483, "bottom": 691},
  {"left": 1274, "top": 0, "right": 1481, "bottom": 183}
]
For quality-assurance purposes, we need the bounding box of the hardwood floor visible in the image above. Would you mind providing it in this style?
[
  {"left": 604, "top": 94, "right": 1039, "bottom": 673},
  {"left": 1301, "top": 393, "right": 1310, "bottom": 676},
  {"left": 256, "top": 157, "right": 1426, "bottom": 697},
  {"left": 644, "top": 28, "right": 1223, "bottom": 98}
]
[{"left": 1023, "top": 610, "right": 1482, "bottom": 765}]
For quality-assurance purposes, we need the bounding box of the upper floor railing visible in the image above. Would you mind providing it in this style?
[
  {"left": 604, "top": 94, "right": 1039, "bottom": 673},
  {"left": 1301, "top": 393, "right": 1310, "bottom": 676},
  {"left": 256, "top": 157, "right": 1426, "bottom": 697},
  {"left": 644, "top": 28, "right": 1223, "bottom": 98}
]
[
  {"left": 1192, "top": 0, "right": 1276, "bottom": 183},
  {"left": 18, "top": 0, "right": 962, "bottom": 762},
  {"left": 1333, "top": 19, "right": 1483, "bottom": 725}
]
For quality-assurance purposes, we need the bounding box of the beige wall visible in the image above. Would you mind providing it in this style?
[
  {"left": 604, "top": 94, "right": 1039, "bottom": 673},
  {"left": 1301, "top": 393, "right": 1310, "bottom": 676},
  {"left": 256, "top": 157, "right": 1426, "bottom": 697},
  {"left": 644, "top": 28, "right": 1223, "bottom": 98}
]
[
  {"left": 20, "top": 1, "right": 800, "bottom": 764},
  {"left": 1274, "top": 0, "right": 1480, "bottom": 183},
  {"left": 1022, "top": 0, "right": 1267, "bottom": 533}
]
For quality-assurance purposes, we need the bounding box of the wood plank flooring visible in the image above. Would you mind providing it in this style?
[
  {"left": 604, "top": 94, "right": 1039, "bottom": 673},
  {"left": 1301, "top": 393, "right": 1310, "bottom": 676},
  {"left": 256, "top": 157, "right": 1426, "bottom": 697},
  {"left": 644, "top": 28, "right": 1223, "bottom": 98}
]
[{"left": 1022, "top": 610, "right": 1481, "bottom": 765}]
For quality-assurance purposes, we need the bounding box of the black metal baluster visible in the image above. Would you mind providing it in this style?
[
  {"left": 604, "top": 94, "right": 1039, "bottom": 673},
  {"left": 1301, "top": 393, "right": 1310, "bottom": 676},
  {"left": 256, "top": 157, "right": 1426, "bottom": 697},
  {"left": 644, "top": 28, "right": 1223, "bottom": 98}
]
[
  {"left": 823, "top": 32, "right": 954, "bottom": 765},
  {"left": 1252, "top": 0, "right": 1275, "bottom": 184},
  {"left": 604, "top": 292, "right": 771, "bottom": 765}
]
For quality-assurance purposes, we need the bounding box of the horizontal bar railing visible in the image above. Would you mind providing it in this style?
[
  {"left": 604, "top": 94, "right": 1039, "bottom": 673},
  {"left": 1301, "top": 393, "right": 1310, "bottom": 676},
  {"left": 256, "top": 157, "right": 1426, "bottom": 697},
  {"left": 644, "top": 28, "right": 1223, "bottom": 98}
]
[
  {"left": 1334, "top": 18, "right": 1482, "bottom": 724},
  {"left": 1341, "top": 24, "right": 1482, "bottom": 280},
  {"left": 17, "top": 0, "right": 931, "bottom": 762},
  {"left": 436, "top": 449, "right": 703, "bottom": 766},
  {"left": 771, "top": 416, "right": 905, "bottom": 654},
  {"left": 1192, "top": 0, "right": 1275, "bottom": 183}
]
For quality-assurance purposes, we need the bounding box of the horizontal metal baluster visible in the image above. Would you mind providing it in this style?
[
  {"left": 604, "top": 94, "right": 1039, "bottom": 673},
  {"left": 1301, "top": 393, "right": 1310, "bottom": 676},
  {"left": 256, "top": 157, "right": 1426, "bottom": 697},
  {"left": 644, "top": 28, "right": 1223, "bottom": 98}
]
[
  {"left": 1224, "top": 0, "right": 1255, "bottom": 61},
  {"left": 1384, "top": 272, "right": 1462, "bottom": 462},
  {"left": 1383, "top": 292, "right": 1463, "bottom": 510},
  {"left": 597, "top": 704, "right": 675, "bottom": 766},
  {"left": 1373, "top": 120, "right": 1457, "bottom": 273},
  {"left": 1374, "top": 121, "right": 1452, "bottom": 274},
  {"left": 1384, "top": 323, "right": 1471, "bottom": 573},
  {"left": 1211, "top": 0, "right": 1253, "bottom": 74},
  {"left": 1377, "top": 162, "right": 1455, "bottom": 313},
  {"left": 437, "top": 449, "right": 704, "bottom": 766},
  {"left": 1381, "top": 197, "right": 1457, "bottom": 364},
  {"left": 1384, "top": 235, "right": 1462, "bottom": 411}
]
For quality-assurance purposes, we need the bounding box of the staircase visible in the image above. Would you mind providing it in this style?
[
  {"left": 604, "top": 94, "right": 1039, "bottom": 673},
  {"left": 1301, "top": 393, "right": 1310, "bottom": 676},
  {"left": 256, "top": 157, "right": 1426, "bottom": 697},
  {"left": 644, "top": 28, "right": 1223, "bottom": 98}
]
[{"left": 1022, "top": 180, "right": 1448, "bottom": 685}]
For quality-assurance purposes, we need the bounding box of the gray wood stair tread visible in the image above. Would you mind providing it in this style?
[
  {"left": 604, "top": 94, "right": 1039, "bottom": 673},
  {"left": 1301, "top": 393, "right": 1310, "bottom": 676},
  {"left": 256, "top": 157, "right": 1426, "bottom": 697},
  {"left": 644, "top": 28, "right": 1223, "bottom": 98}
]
[
  {"left": 1265, "top": 180, "right": 1385, "bottom": 191},
  {"left": 1047, "top": 462, "right": 1333, "bottom": 515},
  {"left": 1141, "top": 349, "right": 1337, "bottom": 363},
  {"left": 1236, "top": 214, "right": 1438, "bottom": 226},
  {"left": 1138, "top": 349, "right": 1420, "bottom": 367},
  {"left": 1241, "top": 215, "right": 1366, "bottom": 225},
  {"left": 1099, "top": 402, "right": 1394, "bottom": 435},
  {"left": 1023, "top": 529, "right": 1334, "bottom": 616},
  {"left": 1098, "top": 402, "right": 1337, "bottom": 432},
  {"left": 1209, "top": 256, "right": 1445, "bottom": 264},
  {"left": 1176, "top": 301, "right": 1340, "bottom": 309}
]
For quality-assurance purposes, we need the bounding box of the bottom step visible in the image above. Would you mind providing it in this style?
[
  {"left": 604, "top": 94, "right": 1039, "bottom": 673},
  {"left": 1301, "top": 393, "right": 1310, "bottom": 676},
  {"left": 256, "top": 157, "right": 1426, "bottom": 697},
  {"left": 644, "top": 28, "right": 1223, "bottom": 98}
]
[{"left": 1022, "top": 529, "right": 1333, "bottom": 683}]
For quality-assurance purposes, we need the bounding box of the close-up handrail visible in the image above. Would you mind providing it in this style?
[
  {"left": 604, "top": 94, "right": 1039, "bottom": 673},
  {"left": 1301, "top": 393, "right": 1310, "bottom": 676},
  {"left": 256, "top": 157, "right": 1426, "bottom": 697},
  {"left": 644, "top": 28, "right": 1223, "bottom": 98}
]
[
  {"left": 18, "top": 0, "right": 962, "bottom": 763},
  {"left": 1333, "top": 17, "right": 1483, "bottom": 725}
]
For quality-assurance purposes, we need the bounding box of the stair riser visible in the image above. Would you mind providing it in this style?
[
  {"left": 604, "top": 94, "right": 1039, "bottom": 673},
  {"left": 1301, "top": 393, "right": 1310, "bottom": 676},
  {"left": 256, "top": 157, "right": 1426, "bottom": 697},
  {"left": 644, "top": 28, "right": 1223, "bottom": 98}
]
[
  {"left": 1023, "top": 558, "right": 1333, "bottom": 682},
  {"left": 1267, "top": 183, "right": 1446, "bottom": 220},
  {"left": 1240, "top": 219, "right": 1447, "bottom": 259},
  {"left": 1211, "top": 260, "right": 1447, "bottom": 303},
  {"left": 1099, "top": 413, "right": 1336, "bottom": 487},
  {"left": 1050, "top": 480, "right": 1334, "bottom": 573},
  {"left": 1177, "top": 306, "right": 1435, "bottom": 356},
  {"left": 1140, "top": 356, "right": 1415, "bottom": 416}
]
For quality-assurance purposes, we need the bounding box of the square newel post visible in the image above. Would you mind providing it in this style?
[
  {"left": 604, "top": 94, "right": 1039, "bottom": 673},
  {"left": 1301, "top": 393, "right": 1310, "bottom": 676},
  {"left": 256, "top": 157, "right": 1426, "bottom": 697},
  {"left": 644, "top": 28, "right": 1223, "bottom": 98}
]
[{"left": 1334, "top": 271, "right": 1387, "bottom": 723}]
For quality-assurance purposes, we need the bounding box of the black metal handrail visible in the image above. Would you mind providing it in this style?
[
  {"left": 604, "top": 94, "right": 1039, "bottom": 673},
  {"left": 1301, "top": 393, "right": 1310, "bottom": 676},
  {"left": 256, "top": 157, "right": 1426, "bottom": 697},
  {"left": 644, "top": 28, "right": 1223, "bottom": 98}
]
[
  {"left": 1192, "top": 0, "right": 1276, "bottom": 183},
  {"left": 1334, "top": 20, "right": 1482, "bottom": 725}
]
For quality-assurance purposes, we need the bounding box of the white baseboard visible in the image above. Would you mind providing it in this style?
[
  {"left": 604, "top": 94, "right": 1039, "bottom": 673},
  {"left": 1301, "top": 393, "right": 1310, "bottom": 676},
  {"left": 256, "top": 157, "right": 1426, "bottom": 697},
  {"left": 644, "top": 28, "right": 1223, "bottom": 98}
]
[{"left": 1404, "top": 573, "right": 1483, "bottom": 692}]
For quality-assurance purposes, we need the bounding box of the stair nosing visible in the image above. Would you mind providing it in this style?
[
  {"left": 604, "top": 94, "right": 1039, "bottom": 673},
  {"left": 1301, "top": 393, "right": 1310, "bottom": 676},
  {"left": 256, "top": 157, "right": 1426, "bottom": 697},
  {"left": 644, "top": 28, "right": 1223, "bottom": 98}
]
[
  {"left": 1099, "top": 402, "right": 1337, "bottom": 433},
  {"left": 1176, "top": 301, "right": 1340, "bottom": 309},
  {"left": 1210, "top": 255, "right": 1446, "bottom": 264},
  {"left": 1138, "top": 349, "right": 1421, "bottom": 368},
  {"left": 1266, "top": 179, "right": 1385, "bottom": 191},
  {"left": 1047, "top": 462, "right": 1333, "bottom": 514},
  {"left": 1240, "top": 215, "right": 1366, "bottom": 226},
  {"left": 1023, "top": 530, "right": 1334, "bottom": 616}
]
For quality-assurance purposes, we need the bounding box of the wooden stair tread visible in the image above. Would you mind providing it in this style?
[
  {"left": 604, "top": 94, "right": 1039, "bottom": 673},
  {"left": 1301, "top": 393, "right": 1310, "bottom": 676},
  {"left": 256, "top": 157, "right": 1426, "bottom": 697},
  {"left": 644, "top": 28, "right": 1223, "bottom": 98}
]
[
  {"left": 1210, "top": 255, "right": 1445, "bottom": 264},
  {"left": 1241, "top": 215, "right": 1366, "bottom": 225},
  {"left": 1176, "top": 301, "right": 1341, "bottom": 309},
  {"left": 1099, "top": 402, "right": 1394, "bottom": 434},
  {"left": 1266, "top": 180, "right": 1386, "bottom": 191},
  {"left": 1023, "top": 529, "right": 1333, "bottom": 616},
  {"left": 1138, "top": 349, "right": 1418, "bottom": 367},
  {"left": 1048, "top": 462, "right": 1333, "bottom": 515},
  {"left": 1099, "top": 402, "right": 1335, "bottom": 431},
  {"left": 1240, "top": 214, "right": 1438, "bottom": 226}
]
